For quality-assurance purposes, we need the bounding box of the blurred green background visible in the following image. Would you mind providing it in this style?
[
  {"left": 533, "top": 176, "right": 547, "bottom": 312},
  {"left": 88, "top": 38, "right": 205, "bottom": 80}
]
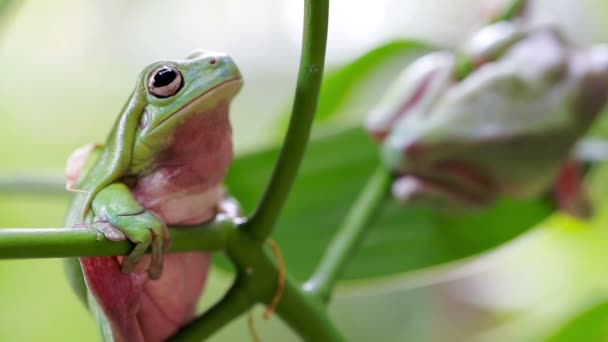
[{"left": 2, "top": 0, "right": 608, "bottom": 341}]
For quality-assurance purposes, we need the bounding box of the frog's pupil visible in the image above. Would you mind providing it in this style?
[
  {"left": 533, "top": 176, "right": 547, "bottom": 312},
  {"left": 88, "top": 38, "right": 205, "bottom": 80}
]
[{"left": 153, "top": 68, "right": 176, "bottom": 87}]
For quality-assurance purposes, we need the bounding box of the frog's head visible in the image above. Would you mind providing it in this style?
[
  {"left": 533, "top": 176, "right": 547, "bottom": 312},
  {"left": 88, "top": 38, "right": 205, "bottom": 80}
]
[
  {"left": 367, "top": 23, "right": 608, "bottom": 211},
  {"left": 128, "top": 51, "right": 243, "bottom": 172}
]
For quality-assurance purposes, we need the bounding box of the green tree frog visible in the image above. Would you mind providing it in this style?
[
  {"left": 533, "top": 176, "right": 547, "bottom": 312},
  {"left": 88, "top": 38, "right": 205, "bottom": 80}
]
[
  {"left": 63, "top": 50, "right": 242, "bottom": 341},
  {"left": 366, "top": 21, "right": 608, "bottom": 216}
]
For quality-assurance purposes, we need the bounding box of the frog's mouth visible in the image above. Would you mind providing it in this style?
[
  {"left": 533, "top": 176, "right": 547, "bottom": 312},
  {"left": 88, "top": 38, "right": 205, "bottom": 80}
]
[
  {"left": 397, "top": 161, "right": 497, "bottom": 207},
  {"left": 148, "top": 78, "right": 243, "bottom": 134}
]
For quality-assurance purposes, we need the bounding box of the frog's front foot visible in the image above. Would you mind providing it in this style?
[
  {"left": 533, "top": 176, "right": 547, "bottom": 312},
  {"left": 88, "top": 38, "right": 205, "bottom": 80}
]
[
  {"left": 392, "top": 175, "right": 493, "bottom": 212},
  {"left": 216, "top": 195, "right": 244, "bottom": 222},
  {"left": 109, "top": 210, "right": 169, "bottom": 280}
]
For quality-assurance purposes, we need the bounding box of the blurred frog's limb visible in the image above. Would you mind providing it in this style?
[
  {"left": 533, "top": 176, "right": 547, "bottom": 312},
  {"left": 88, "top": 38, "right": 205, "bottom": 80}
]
[
  {"left": 63, "top": 257, "right": 88, "bottom": 306},
  {"left": 304, "top": 167, "right": 391, "bottom": 303},
  {"left": 456, "top": 21, "right": 524, "bottom": 80},
  {"left": 554, "top": 160, "right": 592, "bottom": 218},
  {"left": 391, "top": 174, "right": 492, "bottom": 212},
  {"left": 456, "top": 0, "right": 528, "bottom": 80},
  {"left": 216, "top": 190, "right": 245, "bottom": 220},
  {"left": 574, "top": 138, "right": 608, "bottom": 163},
  {"left": 91, "top": 182, "right": 168, "bottom": 279},
  {"left": 365, "top": 51, "right": 455, "bottom": 141}
]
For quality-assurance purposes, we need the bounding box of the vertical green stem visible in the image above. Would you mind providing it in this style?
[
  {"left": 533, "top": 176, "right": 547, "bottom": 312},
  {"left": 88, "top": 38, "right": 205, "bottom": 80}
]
[
  {"left": 244, "top": 0, "right": 329, "bottom": 242},
  {"left": 304, "top": 167, "right": 391, "bottom": 302}
]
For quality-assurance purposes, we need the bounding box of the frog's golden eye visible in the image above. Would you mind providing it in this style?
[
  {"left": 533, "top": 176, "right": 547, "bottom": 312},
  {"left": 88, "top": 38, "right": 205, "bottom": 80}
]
[{"left": 149, "top": 66, "right": 183, "bottom": 98}]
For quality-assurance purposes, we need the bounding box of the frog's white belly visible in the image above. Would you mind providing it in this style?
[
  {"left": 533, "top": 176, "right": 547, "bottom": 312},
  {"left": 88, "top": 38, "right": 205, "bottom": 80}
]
[{"left": 131, "top": 167, "right": 222, "bottom": 225}]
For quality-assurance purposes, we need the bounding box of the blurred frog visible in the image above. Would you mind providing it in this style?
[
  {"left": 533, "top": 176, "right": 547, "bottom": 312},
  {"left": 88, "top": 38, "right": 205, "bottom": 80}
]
[{"left": 366, "top": 21, "right": 608, "bottom": 217}]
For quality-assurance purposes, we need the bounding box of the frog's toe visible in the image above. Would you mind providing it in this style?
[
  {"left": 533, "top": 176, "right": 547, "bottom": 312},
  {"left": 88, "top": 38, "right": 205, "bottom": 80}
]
[
  {"left": 148, "top": 227, "right": 165, "bottom": 280},
  {"left": 92, "top": 221, "right": 126, "bottom": 241},
  {"left": 121, "top": 238, "right": 149, "bottom": 275},
  {"left": 114, "top": 211, "right": 168, "bottom": 279}
]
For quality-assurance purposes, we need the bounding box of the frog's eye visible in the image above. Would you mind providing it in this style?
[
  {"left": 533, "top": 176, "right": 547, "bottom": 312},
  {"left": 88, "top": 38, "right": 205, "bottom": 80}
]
[{"left": 149, "top": 66, "right": 183, "bottom": 98}]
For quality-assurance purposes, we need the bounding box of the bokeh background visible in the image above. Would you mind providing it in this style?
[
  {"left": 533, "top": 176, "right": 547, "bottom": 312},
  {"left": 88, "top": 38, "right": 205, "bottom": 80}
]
[{"left": 1, "top": 0, "right": 608, "bottom": 341}]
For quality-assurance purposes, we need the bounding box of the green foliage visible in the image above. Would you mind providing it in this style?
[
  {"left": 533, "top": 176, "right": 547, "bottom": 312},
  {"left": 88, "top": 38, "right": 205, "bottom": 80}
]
[
  {"left": 545, "top": 300, "right": 608, "bottom": 341},
  {"left": 225, "top": 126, "right": 553, "bottom": 281},
  {"left": 316, "top": 40, "right": 432, "bottom": 122}
]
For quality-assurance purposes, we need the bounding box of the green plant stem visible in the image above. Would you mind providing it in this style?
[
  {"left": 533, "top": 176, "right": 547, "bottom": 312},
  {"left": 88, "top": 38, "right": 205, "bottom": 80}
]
[
  {"left": 0, "top": 0, "right": 19, "bottom": 38},
  {"left": 275, "top": 275, "right": 342, "bottom": 341},
  {"left": 491, "top": 0, "right": 527, "bottom": 23},
  {"left": 172, "top": 226, "right": 343, "bottom": 341},
  {"left": 0, "top": 174, "right": 65, "bottom": 195},
  {"left": 0, "top": 219, "right": 235, "bottom": 259},
  {"left": 304, "top": 167, "right": 391, "bottom": 303},
  {"left": 244, "top": 0, "right": 329, "bottom": 242},
  {"left": 170, "top": 279, "right": 252, "bottom": 342},
  {"left": 227, "top": 232, "right": 343, "bottom": 341}
]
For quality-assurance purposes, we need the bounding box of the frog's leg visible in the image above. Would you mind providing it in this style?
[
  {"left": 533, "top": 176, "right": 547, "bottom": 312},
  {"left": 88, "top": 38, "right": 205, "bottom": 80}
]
[
  {"left": 215, "top": 189, "right": 244, "bottom": 221},
  {"left": 74, "top": 183, "right": 168, "bottom": 342},
  {"left": 91, "top": 182, "right": 169, "bottom": 278},
  {"left": 391, "top": 175, "right": 489, "bottom": 211},
  {"left": 64, "top": 220, "right": 127, "bottom": 309},
  {"left": 554, "top": 159, "right": 591, "bottom": 218}
]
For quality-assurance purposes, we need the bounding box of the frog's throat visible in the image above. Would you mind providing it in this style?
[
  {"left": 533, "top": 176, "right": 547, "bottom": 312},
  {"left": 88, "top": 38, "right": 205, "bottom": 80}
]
[{"left": 148, "top": 78, "right": 242, "bottom": 135}]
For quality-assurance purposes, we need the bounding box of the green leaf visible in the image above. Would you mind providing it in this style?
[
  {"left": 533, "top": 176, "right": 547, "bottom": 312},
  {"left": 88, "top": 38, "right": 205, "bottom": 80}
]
[
  {"left": 544, "top": 300, "right": 608, "bottom": 342},
  {"left": 315, "top": 40, "right": 433, "bottom": 122},
  {"left": 224, "top": 127, "right": 553, "bottom": 281},
  {"left": 0, "top": 0, "right": 20, "bottom": 38},
  {"left": 269, "top": 40, "right": 433, "bottom": 139}
]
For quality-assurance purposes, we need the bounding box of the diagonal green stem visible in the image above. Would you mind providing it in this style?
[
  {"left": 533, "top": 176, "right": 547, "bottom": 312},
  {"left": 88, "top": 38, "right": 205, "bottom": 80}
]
[
  {"left": 491, "top": 0, "right": 527, "bottom": 23},
  {"left": 170, "top": 278, "right": 252, "bottom": 342},
  {"left": 304, "top": 167, "right": 391, "bottom": 303},
  {"left": 227, "top": 231, "right": 343, "bottom": 341},
  {"left": 275, "top": 275, "right": 343, "bottom": 341},
  {"left": 244, "top": 0, "right": 329, "bottom": 242},
  {"left": 0, "top": 218, "right": 236, "bottom": 258},
  {"left": 0, "top": 0, "right": 19, "bottom": 39}
]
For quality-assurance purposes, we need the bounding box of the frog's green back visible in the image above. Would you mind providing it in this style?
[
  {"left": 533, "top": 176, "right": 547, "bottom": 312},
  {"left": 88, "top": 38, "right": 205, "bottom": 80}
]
[{"left": 64, "top": 85, "right": 147, "bottom": 227}]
